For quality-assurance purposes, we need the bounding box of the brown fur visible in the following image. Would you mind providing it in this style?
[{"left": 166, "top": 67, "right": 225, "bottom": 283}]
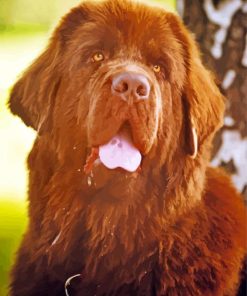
[{"left": 8, "top": 1, "right": 246, "bottom": 295}]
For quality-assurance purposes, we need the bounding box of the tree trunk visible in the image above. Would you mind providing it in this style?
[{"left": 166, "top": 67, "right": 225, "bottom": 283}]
[{"left": 178, "top": 0, "right": 247, "bottom": 201}]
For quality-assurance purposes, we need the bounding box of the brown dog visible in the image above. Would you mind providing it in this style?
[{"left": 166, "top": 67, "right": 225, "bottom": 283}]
[{"left": 8, "top": 0, "right": 246, "bottom": 295}]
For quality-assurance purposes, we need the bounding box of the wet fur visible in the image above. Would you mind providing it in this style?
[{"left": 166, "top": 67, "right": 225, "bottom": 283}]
[{"left": 8, "top": 1, "right": 246, "bottom": 295}]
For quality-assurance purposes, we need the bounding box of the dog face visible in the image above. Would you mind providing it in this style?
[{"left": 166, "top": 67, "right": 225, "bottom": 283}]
[
  {"left": 62, "top": 4, "right": 187, "bottom": 156},
  {"left": 9, "top": 0, "right": 225, "bottom": 190}
]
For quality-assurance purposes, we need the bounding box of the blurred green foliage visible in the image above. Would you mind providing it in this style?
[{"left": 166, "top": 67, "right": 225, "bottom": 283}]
[
  {"left": 0, "top": 0, "right": 78, "bottom": 29},
  {"left": 0, "top": 0, "right": 175, "bottom": 295},
  {"left": 0, "top": 201, "right": 27, "bottom": 295},
  {"left": 0, "top": 0, "right": 175, "bottom": 31}
]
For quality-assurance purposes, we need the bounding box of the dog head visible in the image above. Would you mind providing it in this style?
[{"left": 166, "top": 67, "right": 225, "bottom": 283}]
[{"left": 9, "top": 0, "right": 225, "bottom": 192}]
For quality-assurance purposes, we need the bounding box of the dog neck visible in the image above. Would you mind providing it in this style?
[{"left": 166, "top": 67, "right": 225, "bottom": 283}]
[{"left": 30, "top": 138, "right": 207, "bottom": 287}]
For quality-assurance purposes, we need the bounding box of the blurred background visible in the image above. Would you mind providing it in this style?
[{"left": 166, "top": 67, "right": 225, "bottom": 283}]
[{"left": 0, "top": 0, "right": 246, "bottom": 295}]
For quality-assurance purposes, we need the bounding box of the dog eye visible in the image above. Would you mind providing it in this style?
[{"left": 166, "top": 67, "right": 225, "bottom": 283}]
[
  {"left": 92, "top": 52, "right": 105, "bottom": 62},
  {"left": 153, "top": 65, "right": 161, "bottom": 73}
]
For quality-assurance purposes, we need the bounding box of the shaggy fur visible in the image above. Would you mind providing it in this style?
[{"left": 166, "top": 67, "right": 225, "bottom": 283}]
[{"left": 8, "top": 1, "right": 246, "bottom": 295}]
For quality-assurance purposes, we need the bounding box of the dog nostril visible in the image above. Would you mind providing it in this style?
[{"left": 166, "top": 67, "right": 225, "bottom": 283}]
[
  {"left": 111, "top": 139, "right": 117, "bottom": 145},
  {"left": 136, "top": 85, "right": 147, "bottom": 97},
  {"left": 114, "top": 82, "right": 128, "bottom": 94},
  {"left": 122, "top": 82, "right": 128, "bottom": 93},
  {"left": 112, "top": 72, "right": 150, "bottom": 101}
]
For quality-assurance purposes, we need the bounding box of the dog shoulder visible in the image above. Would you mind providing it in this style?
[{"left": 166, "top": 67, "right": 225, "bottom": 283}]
[
  {"left": 204, "top": 166, "right": 246, "bottom": 234},
  {"left": 157, "top": 167, "right": 246, "bottom": 295},
  {"left": 203, "top": 166, "right": 246, "bottom": 294}
]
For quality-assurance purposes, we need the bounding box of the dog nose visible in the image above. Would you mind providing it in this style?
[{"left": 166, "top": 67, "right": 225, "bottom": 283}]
[{"left": 112, "top": 72, "right": 150, "bottom": 102}]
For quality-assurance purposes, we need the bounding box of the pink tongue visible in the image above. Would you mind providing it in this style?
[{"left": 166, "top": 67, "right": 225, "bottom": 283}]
[{"left": 99, "top": 130, "right": 142, "bottom": 172}]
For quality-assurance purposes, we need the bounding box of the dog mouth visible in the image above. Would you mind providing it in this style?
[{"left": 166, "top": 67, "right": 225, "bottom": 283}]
[{"left": 84, "top": 125, "right": 142, "bottom": 175}]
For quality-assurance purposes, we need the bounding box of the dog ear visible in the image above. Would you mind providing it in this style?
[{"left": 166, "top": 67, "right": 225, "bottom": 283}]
[
  {"left": 8, "top": 5, "right": 88, "bottom": 134},
  {"left": 166, "top": 13, "right": 225, "bottom": 159},
  {"left": 184, "top": 53, "right": 225, "bottom": 159},
  {"left": 8, "top": 39, "right": 61, "bottom": 134}
]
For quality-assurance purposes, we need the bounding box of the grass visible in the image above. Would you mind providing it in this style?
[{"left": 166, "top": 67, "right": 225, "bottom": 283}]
[{"left": 0, "top": 200, "right": 28, "bottom": 295}]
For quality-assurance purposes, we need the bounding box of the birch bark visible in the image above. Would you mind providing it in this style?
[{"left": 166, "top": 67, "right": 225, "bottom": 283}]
[{"left": 178, "top": 0, "right": 247, "bottom": 201}]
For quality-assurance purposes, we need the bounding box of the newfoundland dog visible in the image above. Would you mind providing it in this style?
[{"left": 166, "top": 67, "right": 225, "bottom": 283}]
[{"left": 9, "top": 0, "right": 246, "bottom": 295}]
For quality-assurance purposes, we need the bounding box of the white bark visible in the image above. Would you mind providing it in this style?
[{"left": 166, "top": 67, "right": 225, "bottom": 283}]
[
  {"left": 177, "top": 0, "right": 185, "bottom": 17},
  {"left": 212, "top": 130, "right": 247, "bottom": 191},
  {"left": 203, "top": 0, "right": 243, "bottom": 59},
  {"left": 222, "top": 69, "right": 236, "bottom": 90},
  {"left": 242, "top": 34, "right": 247, "bottom": 67}
]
